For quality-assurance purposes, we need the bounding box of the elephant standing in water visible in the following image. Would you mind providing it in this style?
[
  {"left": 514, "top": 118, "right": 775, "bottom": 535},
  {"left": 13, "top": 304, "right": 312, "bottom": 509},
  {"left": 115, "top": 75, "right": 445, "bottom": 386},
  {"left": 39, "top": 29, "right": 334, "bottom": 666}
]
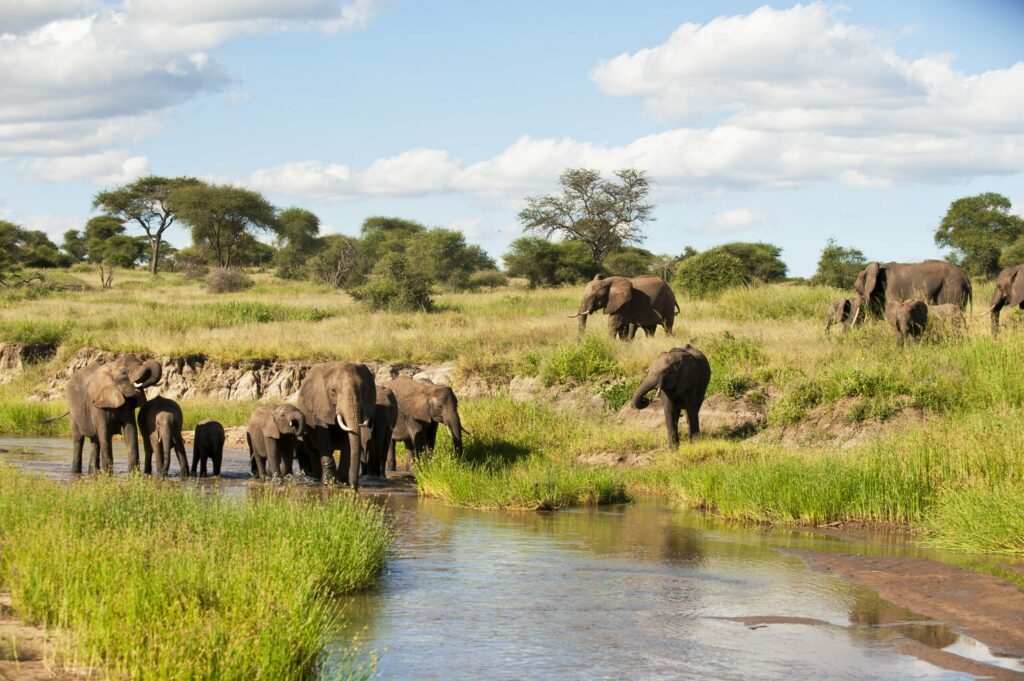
[
  {"left": 295, "top": 362, "right": 375, "bottom": 489},
  {"left": 851, "top": 260, "right": 971, "bottom": 323},
  {"left": 246, "top": 404, "right": 306, "bottom": 481},
  {"left": 388, "top": 377, "right": 466, "bottom": 457},
  {"left": 387, "top": 408, "right": 425, "bottom": 472},
  {"left": 569, "top": 275, "right": 679, "bottom": 339},
  {"left": 631, "top": 345, "right": 711, "bottom": 448},
  {"left": 989, "top": 263, "right": 1024, "bottom": 335},
  {"left": 191, "top": 419, "right": 225, "bottom": 477},
  {"left": 62, "top": 354, "right": 163, "bottom": 474},
  {"left": 366, "top": 386, "right": 399, "bottom": 478},
  {"left": 886, "top": 299, "right": 928, "bottom": 344},
  {"left": 138, "top": 396, "right": 190, "bottom": 477}
]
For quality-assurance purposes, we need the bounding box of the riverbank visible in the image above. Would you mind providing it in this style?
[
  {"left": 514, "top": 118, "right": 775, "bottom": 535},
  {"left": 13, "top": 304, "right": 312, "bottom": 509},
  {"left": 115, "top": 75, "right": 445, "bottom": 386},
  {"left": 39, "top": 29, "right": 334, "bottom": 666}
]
[{"left": 0, "top": 464, "right": 391, "bottom": 680}]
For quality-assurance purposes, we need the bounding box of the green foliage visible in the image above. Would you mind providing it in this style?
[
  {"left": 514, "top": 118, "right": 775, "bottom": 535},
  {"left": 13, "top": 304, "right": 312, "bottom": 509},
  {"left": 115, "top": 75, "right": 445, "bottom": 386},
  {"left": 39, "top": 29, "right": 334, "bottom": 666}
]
[
  {"left": 307, "top": 234, "right": 368, "bottom": 288},
  {"left": 518, "top": 167, "right": 652, "bottom": 265},
  {"left": 173, "top": 183, "right": 278, "bottom": 268},
  {"left": 599, "top": 376, "right": 643, "bottom": 410},
  {"left": 360, "top": 216, "right": 426, "bottom": 262},
  {"left": 406, "top": 228, "right": 495, "bottom": 290},
  {"left": 503, "top": 237, "right": 599, "bottom": 287},
  {"left": 61, "top": 229, "right": 87, "bottom": 262},
  {"left": 273, "top": 208, "right": 322, "bottom": 279},
  {"left": 602, "top": 246, "right": 654, "bottom": 277},
  {"left": 674, "top": 250, "right": 749, "bottom": 298},
  {"left": 467, "top": 269, "right": 509, "bottom": 289},
  {"left": 540, "top": 335, "right": 622, "bottom": 386},
  {"left": 699, "top": 331, "right": 766, "bottom": 398},
  {"left": 0, "top": 319, "right": 74, "bottom": 345},
  {"left": 926, "top": 483, "right": 1024, "bottom": 554},
  {"left": 354, "top": 253, "right": 434, "bottom": 312},
  {"left": 713, "top": 284, "right": 837, "bottom": 322},
  {"left": 713, "top": 242, "right": 788, "bottom": 282},
  {"left": 935, "top": 192, "right": 1024, "bottom": 277},
  {"left": 999, "top": 235, "right": 1024, "bottom": 269},
  {"left": 0, "top": 220, "right": 70, "bottom": 273},
  {"left": 811, "top": 238, "right": 866, "bottom": 288},
  {"left": 0, "top": 465, "right": 390, "bottom": 679}
]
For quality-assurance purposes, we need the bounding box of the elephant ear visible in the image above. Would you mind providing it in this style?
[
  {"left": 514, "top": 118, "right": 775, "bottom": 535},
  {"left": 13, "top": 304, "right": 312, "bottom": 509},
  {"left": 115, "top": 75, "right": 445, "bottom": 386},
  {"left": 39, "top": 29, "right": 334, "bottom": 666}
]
[
  {"left": 298, "top": 365, "right": 334, "bottom": 427},
  {"left": 864, "top": 262, "right": 882, "bottom": 302},
  {"left": 88, "top": 366, "right": 127, "bottom": 409},
  {"left": 262, "top": 409, "right": 283, "bottom": 439},
  {"left": 1011, "top": 270, "right": 1024, "bottom": 308},
  {"left": 842, "top": 299, "right": 852, "bottom": 320},
  {"left": 605, "top": 279, "right": 633, "bottom": 315}
]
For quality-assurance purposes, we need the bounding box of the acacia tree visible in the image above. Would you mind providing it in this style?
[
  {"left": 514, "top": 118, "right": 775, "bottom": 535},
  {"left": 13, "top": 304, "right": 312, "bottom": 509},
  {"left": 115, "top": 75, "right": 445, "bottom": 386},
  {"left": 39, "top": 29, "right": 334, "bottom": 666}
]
[
  {"left": 93, "top": 176, "right": 202, "bottom": 275},
  {"left": 273, "top": 207, "right": 322, "bottom": 278},
  {"left": 935, "top": 192, "right": 1024, "bottom": 277},
  {"left": 82, "top": 216, "right": 146, "bottom": 288},
  {"left": 173, "top": 184, "right": 278, "bottom": 268},
  {"left": 517, "top": 168, "right": 653, "bottom": 265}
]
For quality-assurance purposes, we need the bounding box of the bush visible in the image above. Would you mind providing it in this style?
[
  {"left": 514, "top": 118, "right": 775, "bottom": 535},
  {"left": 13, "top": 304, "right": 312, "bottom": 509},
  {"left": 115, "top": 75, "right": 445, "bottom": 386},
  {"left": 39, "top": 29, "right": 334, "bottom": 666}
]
[
  {"left": 206, "top": 267, "right": 253, "bottom": 293},
  {"left": 467, "top": 269, "right": 509, "bottom": 289},
  {"left": 353, "top": 253, "right": 433, "bottom": 312},
  {"left": 675, "top": 250, "right": 750, "bottom": 299}
]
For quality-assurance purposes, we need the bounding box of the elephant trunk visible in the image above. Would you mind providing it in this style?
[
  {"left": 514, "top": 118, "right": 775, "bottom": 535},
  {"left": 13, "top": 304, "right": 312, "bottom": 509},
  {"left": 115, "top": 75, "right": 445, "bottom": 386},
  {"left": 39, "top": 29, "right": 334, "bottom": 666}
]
[
  {"left": 631, "top": 374, "right": 661, "bottom": 411},
  {"left": 443, "top": 403, "right": 464, "bottom": 456},
  {"left": 131, "top": 360, "right": 163, "bottom": 390}
]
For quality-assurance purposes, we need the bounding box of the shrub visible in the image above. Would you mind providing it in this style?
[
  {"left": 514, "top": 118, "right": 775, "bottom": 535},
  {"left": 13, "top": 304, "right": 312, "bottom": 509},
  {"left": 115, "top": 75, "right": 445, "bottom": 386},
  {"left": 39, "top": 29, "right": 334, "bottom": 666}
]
[
  {"left": 206, "top": 267, "right": 253, "bottom": 293},
  {"left": 353, "top": 253, "right": 433, "bottom": 312},
  {"left": 467, "top": 269, "right": 509, "bottom": 289},
  {"left": 675, "top": 250, "right": 749, "bottom": 299},
  {"left": 540, "top": 336, "right": 622, "bottom": 386}
]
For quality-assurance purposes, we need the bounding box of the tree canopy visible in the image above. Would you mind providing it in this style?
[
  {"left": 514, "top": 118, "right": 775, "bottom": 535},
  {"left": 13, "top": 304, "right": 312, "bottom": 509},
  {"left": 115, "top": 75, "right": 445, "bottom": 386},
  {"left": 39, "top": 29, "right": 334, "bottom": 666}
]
[
  {"left": 173, "top": 184, "right": 278, "bottom": 268},
  {"left": 811, "top": 239, "right": 866, "bottom": 289},
  {"left": 674, "top": 250, "right": 749, "bottom": 299},
  {"left": 517, "top": 168, "right": 653, "bottom": 265},
  {"left": 934, "top": 192, "right": 1024, "bottom": 277},
  {"left": 0, "top": 220, "right": 69, "bottom": 273}
]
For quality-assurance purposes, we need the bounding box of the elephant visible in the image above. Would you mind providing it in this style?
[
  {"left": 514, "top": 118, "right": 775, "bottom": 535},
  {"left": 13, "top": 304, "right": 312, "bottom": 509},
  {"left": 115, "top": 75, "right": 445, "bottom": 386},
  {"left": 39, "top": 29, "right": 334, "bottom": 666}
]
[
  {"left": 989, "top": 263, "right": 1024, "bottom": 335},
  {"left": 366, "top": 386, "right": 399, "bottom": 478},
  {"left": 568, "top": 274, "right": 679, "bottom": 339},
  {"left": 246, "top": 404, "right": 307, "bottom": 481},
  {"left": 825, "top": 297, "right": 858, "bottom": 333},
  {"left": 631, "top": 345, "right": 711, "bottom": 448},
  {"left": 885, "top": 299, "right": 928, "bottom": 344},
  {"left": 137, "top": 396, "right": 189, "bottom": 477},
  {"left": 191, "top": 419, "right": 225, "bottom": 477},
  {"left": 387, "top": 408, "right": 426, "bottom": 472},
  {"left": 62, "top": 353, "right": 163, "bottom": 474},
  {"left": 295, "top": 362, "right": 375, "bottom": 489},
  {"left": 851, "top": 260, "right": 971, "bottom": 323},
  {"left": 388, "top": 376, "right": 466, "bottom": 457}
]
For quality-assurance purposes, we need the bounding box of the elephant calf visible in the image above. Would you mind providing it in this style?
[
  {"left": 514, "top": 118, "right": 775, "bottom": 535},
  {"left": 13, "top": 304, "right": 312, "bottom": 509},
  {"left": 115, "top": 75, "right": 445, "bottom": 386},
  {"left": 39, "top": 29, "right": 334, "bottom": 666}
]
[
  {"left": 886, "top": 299, "right": 928, "bottom": 344},
  {"left": 631, "top": 345, "right": 711, "bottom": 448},
  {"left": 246, "top": 404, "right": 307, "bottom": 481},
  {"left": 191, "top": 419, "right": 225, "bottom": 477},
  {"left": 387, "top": 408, "right": 425, "bottom": 472},
  {"left": 137, "top": 396, "right": 190, "bottom": 477},
  {"left": 825, "top": 298, "right": 856, "bottom": 333}
]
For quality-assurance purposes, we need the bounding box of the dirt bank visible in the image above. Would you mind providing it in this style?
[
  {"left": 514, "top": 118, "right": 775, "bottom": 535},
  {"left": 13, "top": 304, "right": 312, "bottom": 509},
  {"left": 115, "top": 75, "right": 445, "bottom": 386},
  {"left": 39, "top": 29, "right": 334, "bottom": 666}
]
[{"left": 0, "top": 593, "right": 79, "bottom": 680}]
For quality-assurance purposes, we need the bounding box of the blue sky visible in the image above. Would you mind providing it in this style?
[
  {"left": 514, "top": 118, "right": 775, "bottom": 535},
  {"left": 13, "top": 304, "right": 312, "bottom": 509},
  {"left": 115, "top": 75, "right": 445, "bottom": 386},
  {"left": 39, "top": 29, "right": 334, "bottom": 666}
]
[{"left": 1, "top": 0, "right": 1022, "bottom": 276}]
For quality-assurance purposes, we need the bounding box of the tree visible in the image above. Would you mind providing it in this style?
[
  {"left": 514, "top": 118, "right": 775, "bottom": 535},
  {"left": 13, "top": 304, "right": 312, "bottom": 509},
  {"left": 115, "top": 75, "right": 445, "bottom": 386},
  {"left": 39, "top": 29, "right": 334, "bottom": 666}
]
[
  {"left": 273, "top": 207, "right": 322, "bottom": 279},
  {"left": 82, "top": 216, "right": 146, "bottom": 287},
  {"left": 517, "top": 168, "right": 653, "bottom": 265},
  {"left": 1000, "top": 236, "right": 1024, "bottom": 270},
  {"left": 503, "top": 237, "right": 599, "bottom": 287},
  {"left": 62, "top": 229, "right": 88, "bottom": 263},
  {"left": 308, "top": 235, "right": 368, "bottom": 288},
  {"left": 173, "top": 184, "right": 278, "bottom": 268},
  {"left": 354, "top": 253, "right": 433, "bottom": 312},
  {"left": 406, "top": 228, "right": 496, "bottom": 289},
  {"left": 811, "top": 239, "right": 867, "bottom": 288},
  {"left": 0, "top": 220, "right": 69, "bottom": 272},
  {"left": 360, "top": 216, "right": 426, "bottom": 262},
  {"left": 674, "top": 250, "right": 750, "bottom": 299},
  {"left": 713, "top": 242, "right": 787, "bottom": 282},
  {"left": 602, "top": 247, "right": 655, "bottom": 278},
  {"left": 649, "top": 253, "right": 681, "bottom": 281},
  {"left": 93, "top": 176, "right": 202, "bottom": 275},
  {"left": 935, "top": 192, "right": 1024, "bottom": 277}
]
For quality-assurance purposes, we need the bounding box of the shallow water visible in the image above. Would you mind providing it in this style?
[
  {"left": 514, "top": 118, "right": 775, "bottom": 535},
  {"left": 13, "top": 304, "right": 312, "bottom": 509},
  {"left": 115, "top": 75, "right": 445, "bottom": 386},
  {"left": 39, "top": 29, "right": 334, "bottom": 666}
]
[{"left": 2, "top": 437, "right": 1022, "bottom": 680}]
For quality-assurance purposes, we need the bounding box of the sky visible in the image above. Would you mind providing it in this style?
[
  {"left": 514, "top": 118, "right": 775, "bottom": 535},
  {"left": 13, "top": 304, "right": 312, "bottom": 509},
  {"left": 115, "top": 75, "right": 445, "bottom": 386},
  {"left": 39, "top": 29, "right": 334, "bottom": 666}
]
[{"left": 1, "top": 0, "right": 1023, "bottom": 276}]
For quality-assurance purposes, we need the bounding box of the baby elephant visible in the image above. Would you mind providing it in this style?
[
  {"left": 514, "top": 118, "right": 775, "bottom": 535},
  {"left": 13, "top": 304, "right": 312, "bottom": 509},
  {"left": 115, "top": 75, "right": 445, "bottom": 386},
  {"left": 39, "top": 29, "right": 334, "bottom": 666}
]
[
  {"left": 631, "top": 345, "right": 711, "bottom": 448},
  {"left": 387, "top": 408, "right": 425, "bottom": 472},
  {"left": 246, "top": 404, "right": 307, "bottom": 481},
  {"left": 191, "top": 419, "right": 225, "bottom": 477},
  {"left": 825, "top": 298, "right": 856, "bottom": 333},
  {"left": 886, "top": 299, "right": 928, "bottom": 344},
  {"left": 137, "top": 396, "right": 190, "bottom": 477}
]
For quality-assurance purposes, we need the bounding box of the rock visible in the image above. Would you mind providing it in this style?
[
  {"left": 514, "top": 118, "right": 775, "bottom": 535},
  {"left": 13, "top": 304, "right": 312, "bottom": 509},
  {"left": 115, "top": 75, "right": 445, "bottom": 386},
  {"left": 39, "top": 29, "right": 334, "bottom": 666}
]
[{"left": 413, "top": 362, "right": 456, "bottom": 386}]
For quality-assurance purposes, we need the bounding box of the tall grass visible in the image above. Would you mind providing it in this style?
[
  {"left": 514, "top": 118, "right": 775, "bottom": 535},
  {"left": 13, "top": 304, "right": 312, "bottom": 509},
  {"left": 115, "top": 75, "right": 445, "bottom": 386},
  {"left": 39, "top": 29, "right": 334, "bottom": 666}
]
[{"left": 0, "top": 465, "right": 391, "bottom": 679}]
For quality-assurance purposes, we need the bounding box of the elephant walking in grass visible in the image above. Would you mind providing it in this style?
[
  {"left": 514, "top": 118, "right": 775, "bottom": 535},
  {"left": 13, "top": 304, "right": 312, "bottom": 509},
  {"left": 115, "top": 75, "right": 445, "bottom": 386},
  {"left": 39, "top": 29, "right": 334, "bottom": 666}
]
[
  {"left": 388, "top": 377, "right": 466, "bottom": 457},
  {"left": 631, "top": 345, "right": 711, "bottom": 448},
  {"left": 138, "top": 396, "right": 189, "bottom": 477},
  {"left": 191, "top": 419, "right": 225, "bottom": 477},
  {"left": 989, "top": 264, "right": 1024, "bottom": 335},
  {"left": 61, "top": 354, "right": 163, "bottom": 474},
  {"left": 852, "top": 260, "right": 971, "bottom": 323},
  {"left": 825, "top": 297, "right": 859, "bottom": 333},
  {"left": 295, "top": 363, "right": 375, "bottom": 489},
  {"left": 246, "top": 404, "right": 306, "bottom": 481},
  {"left": 569, "top": 275, "right": 679, "bottom": 339},
  {"left": 886, "top": 299, "right": 928, "bottom": 344}
]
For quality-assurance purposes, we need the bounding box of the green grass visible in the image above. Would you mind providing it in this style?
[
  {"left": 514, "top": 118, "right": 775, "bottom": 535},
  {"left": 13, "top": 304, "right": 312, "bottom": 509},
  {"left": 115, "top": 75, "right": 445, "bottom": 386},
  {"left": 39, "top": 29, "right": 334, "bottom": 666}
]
[
  {"left": 0, "top": 318, "right": 75, "bottom": 345},
  {"left": 0, "top": 464, "right": 391, "bottom": 680}
]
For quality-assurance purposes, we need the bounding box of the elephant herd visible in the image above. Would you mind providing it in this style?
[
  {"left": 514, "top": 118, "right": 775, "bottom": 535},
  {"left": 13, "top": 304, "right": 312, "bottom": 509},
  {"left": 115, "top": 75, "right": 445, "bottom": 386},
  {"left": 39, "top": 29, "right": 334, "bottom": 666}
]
[{"left": 58, "top": 357, "right": 465, "bottom": 490}]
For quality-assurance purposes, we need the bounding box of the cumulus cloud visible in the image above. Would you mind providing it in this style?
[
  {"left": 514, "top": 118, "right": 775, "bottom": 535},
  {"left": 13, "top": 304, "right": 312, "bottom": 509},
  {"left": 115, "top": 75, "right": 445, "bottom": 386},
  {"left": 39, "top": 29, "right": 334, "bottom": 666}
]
[
  {"left": 0, "top": 0, "right": 384, "bottom": 158},
  {"left": 20, "top": 150, "right": 150, "bottom": 184},
  {"left": 694, "top": 209, "right": 766, "bottom": 234}
]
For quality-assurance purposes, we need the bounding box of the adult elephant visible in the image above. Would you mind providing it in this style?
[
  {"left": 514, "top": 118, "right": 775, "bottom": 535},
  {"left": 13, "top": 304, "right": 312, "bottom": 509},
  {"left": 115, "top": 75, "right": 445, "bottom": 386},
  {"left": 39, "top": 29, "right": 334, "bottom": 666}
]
[
  {"left": 388, "top": 377, "right": 466, "bottom": 457},
  {"left": 63, "top": 354, "right": 163, "bottom": 474},
  {"left": 989, "top": 263, "right": 1024, "bottom": 335},
  {"left": 851, "top": 260, "right": 971, "bottom": 323},
  {"left": 631, "top": 345, "right": 711, "bottom": 448},
  {"left": 568, "top": 275, "right": 678, "bottom": 339},
  {"left": 367, "top": 386, "right": 399, "bottom": 478},
  {"left": 295, "top": 362, "right": 375, "bottom": 489},
  {"left": 246, "top": 404, "right": 306, "bottom": 481},
  {"left": 137, "top": 395, "right": 189, "bottom": 477}
]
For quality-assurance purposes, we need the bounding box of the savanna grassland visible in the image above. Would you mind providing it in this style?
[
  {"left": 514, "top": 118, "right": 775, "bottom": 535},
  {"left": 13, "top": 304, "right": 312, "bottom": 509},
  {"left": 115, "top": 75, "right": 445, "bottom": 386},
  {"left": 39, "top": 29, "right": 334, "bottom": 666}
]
[{"left": 2, "top": 268, "right": 1023, "bottom": 561}]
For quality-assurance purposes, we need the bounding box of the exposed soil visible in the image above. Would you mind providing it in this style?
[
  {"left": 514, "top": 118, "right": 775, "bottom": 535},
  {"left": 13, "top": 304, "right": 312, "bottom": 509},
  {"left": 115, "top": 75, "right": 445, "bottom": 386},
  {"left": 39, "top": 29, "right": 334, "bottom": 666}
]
[
  {"left": 793, "top": 550, "right": 1024, "bottom": 659},
  {"left": 0, "top": 593, "right": 79, "bottom": 681},
  {"left": 753, "top": 397, "right": 926, "bottom": 449}
]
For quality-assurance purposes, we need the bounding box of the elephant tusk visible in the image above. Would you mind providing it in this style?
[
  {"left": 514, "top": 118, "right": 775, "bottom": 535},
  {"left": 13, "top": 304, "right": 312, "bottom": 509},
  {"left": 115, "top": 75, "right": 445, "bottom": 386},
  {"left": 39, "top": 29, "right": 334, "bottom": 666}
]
[
  {"left": 336, "top": 415, "right": 355, "bottom": 433},
  {"left": 567, "top": 312, "right": 583, "bottom": 318},
  {"left": 359, "top": 419, "right": 371, "bottom": 428},
  {"left": 133, "top": 381, "right": 145, "bottom": 388}
]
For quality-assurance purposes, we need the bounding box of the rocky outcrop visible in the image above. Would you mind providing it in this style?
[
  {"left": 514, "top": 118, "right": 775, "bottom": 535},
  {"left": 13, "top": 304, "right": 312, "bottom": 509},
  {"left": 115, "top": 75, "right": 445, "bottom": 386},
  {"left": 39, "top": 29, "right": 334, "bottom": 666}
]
[{"left": 0, "top": 342, "right": 58, "bottom": 384}]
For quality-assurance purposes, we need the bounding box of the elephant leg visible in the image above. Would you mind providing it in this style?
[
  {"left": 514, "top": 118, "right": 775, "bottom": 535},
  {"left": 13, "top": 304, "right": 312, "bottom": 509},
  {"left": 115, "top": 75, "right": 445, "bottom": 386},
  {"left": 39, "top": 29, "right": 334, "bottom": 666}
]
[
  {"left": 174, "top": 435, "right": 189, "bottom": 478},
  {"left": 253, "top": 453, "right": 268, "bottom": 481},
  {"left": 991, "top": 299, "right": 1004, "bottom": 336},
  {"left": 386, "top": 440, "right": 397, "bottom": 472},
  {"left": 213, "top": 445, "right": 222, "bottom": 477},
  {"left": 88, "top": 437, "right": 100, "bottom": 475},
  {"left": 684, "top": 389, "right": 704, "bottom": 441},
  {"left": 97, "top": 422, "right": 114, "bottom": 475},
  {"left": 424, "top": 423, "right": 438, "bottom": 453},
  {"left": 308, "top": 429, "right": 334, "bottom": 483},
  {"left": 143, "top": 431, "right": 154, "bottom": 475},
  {"left": 265, "top": 439, "right": 281, "bottom": 481},
  {"left": 280, "top": 441, "right": 294, "bottom": 477},
  {"left": 154, "top": 434, "right": 167, "bottom": 477},
  {"left": 663, "top": 397, "right": 681, "bottom": 449},
  {"left": 190, "top": 446, "right": 200, "bottom": 477},
  {"left": 123, "top": 416, "right": 140, "bottom": 473},
  {"left": 71, "top": 424, "right": 84, "bottom": 475}
]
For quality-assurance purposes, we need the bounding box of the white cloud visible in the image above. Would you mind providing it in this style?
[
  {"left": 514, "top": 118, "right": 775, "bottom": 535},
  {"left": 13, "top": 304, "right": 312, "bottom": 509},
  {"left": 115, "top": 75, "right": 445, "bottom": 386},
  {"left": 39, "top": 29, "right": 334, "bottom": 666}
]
[
  {"left": 20, "top": 150, "right": 150, "bottom": 184},
  {"left": 359, "top": 149, "right": 461, "bottom": 195},
  {"left": 248, "top": 161, "right": 353, "bottom": 201},
  {"left": 839, "top": 170, "right": 892, "bottom": 189},
  {"left": 694, "top": 209, "right": 766, "bottom": 234}
]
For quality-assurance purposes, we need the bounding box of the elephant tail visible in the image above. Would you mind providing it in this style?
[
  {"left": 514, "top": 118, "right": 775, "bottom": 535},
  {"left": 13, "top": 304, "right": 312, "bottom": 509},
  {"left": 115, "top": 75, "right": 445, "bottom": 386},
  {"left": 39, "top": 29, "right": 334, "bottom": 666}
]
[
  {"left": 674, "top": 301, "right": 680, "bottom": 314},
  {"left": 41, "top": 410, "right": 70, "bottom": 424}
]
